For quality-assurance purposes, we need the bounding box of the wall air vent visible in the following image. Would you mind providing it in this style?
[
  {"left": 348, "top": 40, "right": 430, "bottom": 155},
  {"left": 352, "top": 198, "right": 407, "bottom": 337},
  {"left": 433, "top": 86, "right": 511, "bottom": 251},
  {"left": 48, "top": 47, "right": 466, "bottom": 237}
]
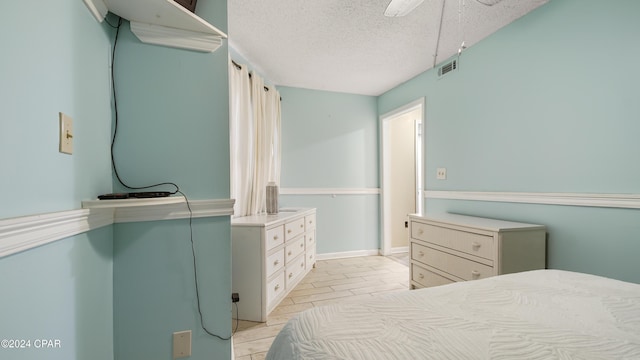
[{"left": 438, "top": 59, "right": 458, "bottom": 77}]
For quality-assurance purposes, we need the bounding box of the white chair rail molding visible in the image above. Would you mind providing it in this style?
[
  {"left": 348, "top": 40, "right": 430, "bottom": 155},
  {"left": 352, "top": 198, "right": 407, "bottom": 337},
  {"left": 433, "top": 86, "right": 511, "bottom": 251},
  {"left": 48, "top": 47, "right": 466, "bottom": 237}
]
[
  {"left": 0, "top": 197, "right": 235, "bottom": 259},
  {"left": 424, "top": 190, "right": 640, "bottom": 210}
]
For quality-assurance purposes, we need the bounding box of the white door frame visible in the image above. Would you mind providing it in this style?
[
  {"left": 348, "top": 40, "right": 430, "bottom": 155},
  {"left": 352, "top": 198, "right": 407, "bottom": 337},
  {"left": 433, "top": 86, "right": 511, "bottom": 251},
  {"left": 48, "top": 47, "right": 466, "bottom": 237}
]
[
  {"left": 379, "top": 97, "right": 425, "bottom": 256},
  {"left": 415, "top": 118, "right": 423, "bottom": 215}
]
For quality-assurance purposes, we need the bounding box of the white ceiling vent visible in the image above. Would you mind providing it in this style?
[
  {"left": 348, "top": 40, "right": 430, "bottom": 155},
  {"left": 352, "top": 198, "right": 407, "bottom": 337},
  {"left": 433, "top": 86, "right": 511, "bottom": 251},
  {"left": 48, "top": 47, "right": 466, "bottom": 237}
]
[{"left": 438, "top": 59, "right": 458, "bottom": 77}]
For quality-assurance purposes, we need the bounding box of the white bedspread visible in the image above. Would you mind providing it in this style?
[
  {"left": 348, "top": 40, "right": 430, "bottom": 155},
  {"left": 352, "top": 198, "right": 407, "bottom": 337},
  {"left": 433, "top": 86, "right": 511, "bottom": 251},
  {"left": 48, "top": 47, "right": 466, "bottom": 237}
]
[{"left": 266, "top": 270, "right": 640, "bottom": 359}]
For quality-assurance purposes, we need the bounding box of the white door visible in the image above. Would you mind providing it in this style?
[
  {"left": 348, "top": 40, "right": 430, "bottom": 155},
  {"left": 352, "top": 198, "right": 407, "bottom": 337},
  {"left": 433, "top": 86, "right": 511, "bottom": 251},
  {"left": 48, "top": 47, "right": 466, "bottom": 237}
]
[{"left": 380, "top": 98, "right": 425, "bottom": 255}]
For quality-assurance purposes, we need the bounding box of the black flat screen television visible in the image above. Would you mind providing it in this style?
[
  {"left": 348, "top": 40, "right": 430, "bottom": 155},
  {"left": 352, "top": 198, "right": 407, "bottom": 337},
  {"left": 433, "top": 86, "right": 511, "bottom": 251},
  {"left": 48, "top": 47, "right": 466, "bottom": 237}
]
[{"left": 174, "top": 0, "right": 197, "bottom": 13}]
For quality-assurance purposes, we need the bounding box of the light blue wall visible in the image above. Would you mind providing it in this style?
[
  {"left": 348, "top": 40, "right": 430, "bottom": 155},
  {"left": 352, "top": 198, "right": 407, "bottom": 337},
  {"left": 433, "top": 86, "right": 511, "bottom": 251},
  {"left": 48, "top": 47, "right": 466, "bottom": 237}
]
[
  {"left": 0, "top": 1, "right": 114, "bottom": 219},
  {"left": 378, "top": 0, "right": 640, "bottom": 282},
  {"left": 113, "top": 218, "right": 231, "bottom": 360},
  {"left": 278, "top": 87, "right": 380, "bottom": 254},
  {"left": 110, "top": 24, "right": 230, "bottom": 197},
  {"left": 112, "top": 0, "right": 232, "bottom": 358},
  {"left": 0, "top": 227, "right": 114, "bottom": 360},
  {"left": 280, "top": 195, "right": 380, "bottom": 254},
  {"left": 280, "top": 87, "right": 378, "bottom": 189},
  {"left": 0, "top": 1, "right": 115, "bottom": 359},
  {"left": 1, "top": 1, "right": 232, "bottom": 359}
]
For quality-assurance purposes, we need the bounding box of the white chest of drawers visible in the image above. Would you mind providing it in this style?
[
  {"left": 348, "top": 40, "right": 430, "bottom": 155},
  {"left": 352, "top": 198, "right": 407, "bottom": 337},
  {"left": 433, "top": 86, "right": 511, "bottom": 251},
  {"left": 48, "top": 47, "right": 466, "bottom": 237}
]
[
  {"left": 232, "top": 208, "right": 316, "bottom": 322},
  {"left": 409, "top": 213, "right": 545, "bottom": 289}
]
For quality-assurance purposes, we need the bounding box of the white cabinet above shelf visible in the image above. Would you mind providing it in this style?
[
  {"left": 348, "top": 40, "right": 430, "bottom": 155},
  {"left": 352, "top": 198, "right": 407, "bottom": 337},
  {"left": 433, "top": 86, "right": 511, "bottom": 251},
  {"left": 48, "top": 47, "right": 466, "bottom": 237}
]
[{"left": 83, "top": 0, "right": 227, "bottom": 52}]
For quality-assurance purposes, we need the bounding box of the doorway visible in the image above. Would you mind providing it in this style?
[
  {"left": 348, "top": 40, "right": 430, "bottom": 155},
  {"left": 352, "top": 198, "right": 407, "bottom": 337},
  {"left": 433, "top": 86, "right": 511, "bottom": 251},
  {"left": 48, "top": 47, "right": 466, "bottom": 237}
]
[{"left": 380, "top": 98, "right": 425, "bottom": 256}]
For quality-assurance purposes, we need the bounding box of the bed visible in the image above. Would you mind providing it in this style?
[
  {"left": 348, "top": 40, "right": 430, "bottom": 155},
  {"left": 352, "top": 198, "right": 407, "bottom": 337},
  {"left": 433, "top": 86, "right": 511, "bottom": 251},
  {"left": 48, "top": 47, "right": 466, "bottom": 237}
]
[{"left": 266, "top": 270, "right": 640, "bottom": 359}]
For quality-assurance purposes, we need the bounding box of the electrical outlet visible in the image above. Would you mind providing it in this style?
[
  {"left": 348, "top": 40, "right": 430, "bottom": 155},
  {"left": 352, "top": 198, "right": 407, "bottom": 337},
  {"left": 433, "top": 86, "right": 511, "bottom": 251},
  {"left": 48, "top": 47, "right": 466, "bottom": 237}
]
[
  {"left": 231, "top": 293, "right": 240, "bottom": 303},
  {"left": 59, "top": 112, "right": 73, "bottom": 155},
  {"left": 436, "top": 168, "right": 447, "bottom": 180},
  {"left": 172, "top": 330, "right": 192, "bottom": 359}
]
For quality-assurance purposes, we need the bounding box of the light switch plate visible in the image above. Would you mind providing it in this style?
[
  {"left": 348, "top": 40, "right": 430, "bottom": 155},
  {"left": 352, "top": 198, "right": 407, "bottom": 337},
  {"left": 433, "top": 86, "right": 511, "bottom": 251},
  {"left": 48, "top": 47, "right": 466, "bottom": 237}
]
[
  {"left": 59, "top": 112, "right": 73, "bottom": 155},
  {"left": 172, "top": 330, "right": 192, "bottom": 359}
]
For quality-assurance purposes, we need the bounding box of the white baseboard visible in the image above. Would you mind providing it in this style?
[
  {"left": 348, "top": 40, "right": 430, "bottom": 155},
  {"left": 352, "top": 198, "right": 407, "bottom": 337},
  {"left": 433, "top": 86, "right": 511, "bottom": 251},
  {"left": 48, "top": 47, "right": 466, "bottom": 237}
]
[
  {"left": 389, "top": 246, "right": 408, "bottom": 254},
  {"left": 315, "top": 249, "right": 380, "bottom": 261}
]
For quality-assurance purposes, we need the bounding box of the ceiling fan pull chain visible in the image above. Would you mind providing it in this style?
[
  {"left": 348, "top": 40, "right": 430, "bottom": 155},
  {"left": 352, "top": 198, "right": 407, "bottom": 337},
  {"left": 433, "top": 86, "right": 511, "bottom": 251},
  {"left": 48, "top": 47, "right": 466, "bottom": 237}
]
[
  {"left": 458, "top": 0, "right": 467, "bottom": 56},
  {"left": 432, "top": 0, "right": 447, "bottom": 68}
]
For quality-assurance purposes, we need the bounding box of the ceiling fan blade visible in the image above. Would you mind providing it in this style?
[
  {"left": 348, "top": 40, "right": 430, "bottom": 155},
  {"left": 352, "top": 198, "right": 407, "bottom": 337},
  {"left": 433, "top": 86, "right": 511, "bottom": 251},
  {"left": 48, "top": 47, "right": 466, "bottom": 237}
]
[{"left": 384, "top": 0, "right": 425, "bottom": 17}]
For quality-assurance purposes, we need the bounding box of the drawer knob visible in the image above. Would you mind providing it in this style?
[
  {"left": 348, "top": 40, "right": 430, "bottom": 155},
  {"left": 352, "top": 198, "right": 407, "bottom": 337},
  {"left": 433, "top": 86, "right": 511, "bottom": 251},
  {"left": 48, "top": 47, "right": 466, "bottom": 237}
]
[
  {"left": 274, "top": 284, "right": 280, "bottom": 291},
  {"left": 273, "top": 235, "right": 279, "bottom": 241},
  {"left": 418, "top": 251, "right": 425, "bottom": 257},
  {"left": 471, "top": 270, "right": 481, "bottom": 279},
  {"left": 472, "top": 242, "right": 481, "bottom": 250},
  {"left": 300, "top": 224, "right": 304, "bottom": 228},
  {"left": 288, "top": 251, "right": 292, "bottom": 256},
  {"left": 418, "top": 273, "right": 424, "bottom": 279},
  {"left": 289, "top": 272, "right": 293, "bottom": 279},
  {"left": 300, "top": 262, "right": 304, "bottom": 268},
  {"left": 309, "top": 237, "right": 314, "bottom": 242},
  {"left": 273, "top": 259, "right": 279, "bottom": 266},
  {"left": 418, "top": 228, "right": 424, "bottom": 235},
  {"left": 300, "top": 243, "right": 304, "bottom": 248},
  {"left": 288, "top": 229, "right": 292, "bottom": 234}
]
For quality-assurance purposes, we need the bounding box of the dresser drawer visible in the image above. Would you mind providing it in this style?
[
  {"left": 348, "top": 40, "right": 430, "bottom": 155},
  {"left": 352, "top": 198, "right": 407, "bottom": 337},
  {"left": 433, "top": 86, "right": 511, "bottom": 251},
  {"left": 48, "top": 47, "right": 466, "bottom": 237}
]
[
  {"left": 412, "top": 242, "right": 493, "bottom": 281},
  {"left": 265, "top": 225, "right": 284, "bottom": 251},
  {"left": 285, "top": 217, "right": 306, "bottom": 240},
  {"left": 285, "top": 254, "right": 306, "bottom": 288},
  {"left": 267, "top": 272, "right": 285, "bottom": 306},
  {"left": 306, "top": 247, "right": 316, "bottom": 271},
  {"left": 266, "top": 249, "right": 284, "bottom": 277},
  {"left": 285, "top": 236, "right": 305, "bottom": 263},
  {"left": 411, "top": 242, "right": 429, "bottom": 266},
  {"left": 305, "top": 214, "right": 316, "bottom": 231},
  {"left": 411, "top": 263, "right": 455, "bottom": 288},
  {"left": 305, "top": 230, "right": 316, "bottom": 249},
  {"left": 412, "top": 222, "right": 494, "bottom": 260}
]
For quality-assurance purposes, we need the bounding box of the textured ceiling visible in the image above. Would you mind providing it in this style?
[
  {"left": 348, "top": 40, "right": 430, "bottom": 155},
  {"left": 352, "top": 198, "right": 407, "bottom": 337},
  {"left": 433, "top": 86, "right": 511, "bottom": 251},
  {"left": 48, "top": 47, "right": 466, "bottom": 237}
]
[{"left": 228, "top": 0, "right": 549, "bottom": 96}]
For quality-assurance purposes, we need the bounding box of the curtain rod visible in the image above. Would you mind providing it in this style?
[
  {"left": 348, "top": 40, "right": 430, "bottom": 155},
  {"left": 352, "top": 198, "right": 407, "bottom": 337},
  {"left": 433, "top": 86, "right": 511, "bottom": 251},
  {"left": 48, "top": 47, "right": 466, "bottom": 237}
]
[{"left": 231, "top": 60, "right": 282, "bottom": 101}]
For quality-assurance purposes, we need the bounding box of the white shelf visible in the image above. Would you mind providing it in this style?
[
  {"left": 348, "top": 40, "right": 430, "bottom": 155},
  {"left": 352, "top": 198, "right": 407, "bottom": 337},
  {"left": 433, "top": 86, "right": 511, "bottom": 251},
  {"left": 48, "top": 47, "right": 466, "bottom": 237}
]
[
  {"left": 83, "top": 0, "right": 227, "bottom": 52},
  {"left": 82, "top": 196, "right": 185, "bottom": 209}
]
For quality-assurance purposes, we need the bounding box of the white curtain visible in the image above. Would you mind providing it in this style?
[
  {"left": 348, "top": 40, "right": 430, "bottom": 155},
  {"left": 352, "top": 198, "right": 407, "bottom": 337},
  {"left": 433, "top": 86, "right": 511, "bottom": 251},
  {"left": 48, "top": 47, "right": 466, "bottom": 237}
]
[
  {"left": 229, "top": 60, "right": 253, "bottom": 217},
  {"left": 229, "top": 59, "right": 281, "bottom": 217},
  {"left": 265, "top": 82, "right": 281, "bottom": 187}
]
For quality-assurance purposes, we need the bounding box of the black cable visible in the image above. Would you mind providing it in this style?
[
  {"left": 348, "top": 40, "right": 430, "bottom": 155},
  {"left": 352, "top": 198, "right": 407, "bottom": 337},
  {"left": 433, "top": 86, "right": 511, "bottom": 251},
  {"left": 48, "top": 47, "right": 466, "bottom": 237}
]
[
  {"left": 109, "top": 17, "right": 179, "bottom": 194},
  {"left": 103, "top": 15, "right": 120, "bottom": 29},
  {"left": 108, "top": 18, "right": 236, "bottom": 340},
  {"left": 180, "top": 191, "right": 239, "bottom": 340}
]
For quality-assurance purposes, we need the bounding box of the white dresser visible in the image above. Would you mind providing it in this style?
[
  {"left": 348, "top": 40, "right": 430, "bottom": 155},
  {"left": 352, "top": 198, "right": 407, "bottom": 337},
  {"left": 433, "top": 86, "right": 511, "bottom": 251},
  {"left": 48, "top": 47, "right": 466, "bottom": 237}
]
[
  {"left": 409, "top": 213, "right": 546, "bottom": 289},
  {"left": 232, "top": 208, "right": 316, "bottom": 322}
]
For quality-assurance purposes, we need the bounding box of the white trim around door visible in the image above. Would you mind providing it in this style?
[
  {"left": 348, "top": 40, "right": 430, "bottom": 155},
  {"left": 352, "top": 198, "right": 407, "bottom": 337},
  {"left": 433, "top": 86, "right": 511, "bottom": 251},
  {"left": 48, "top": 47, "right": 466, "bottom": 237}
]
[{"left": 379, "top": 97, "right": 426, "bottom": 256}]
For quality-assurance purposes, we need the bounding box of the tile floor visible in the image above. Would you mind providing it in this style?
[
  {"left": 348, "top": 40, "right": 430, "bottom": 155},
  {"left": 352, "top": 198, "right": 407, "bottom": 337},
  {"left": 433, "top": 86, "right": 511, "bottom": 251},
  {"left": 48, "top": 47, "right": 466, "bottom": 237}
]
[{"left": 232, "top": 254, "right": 409, "bottom": 359}]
